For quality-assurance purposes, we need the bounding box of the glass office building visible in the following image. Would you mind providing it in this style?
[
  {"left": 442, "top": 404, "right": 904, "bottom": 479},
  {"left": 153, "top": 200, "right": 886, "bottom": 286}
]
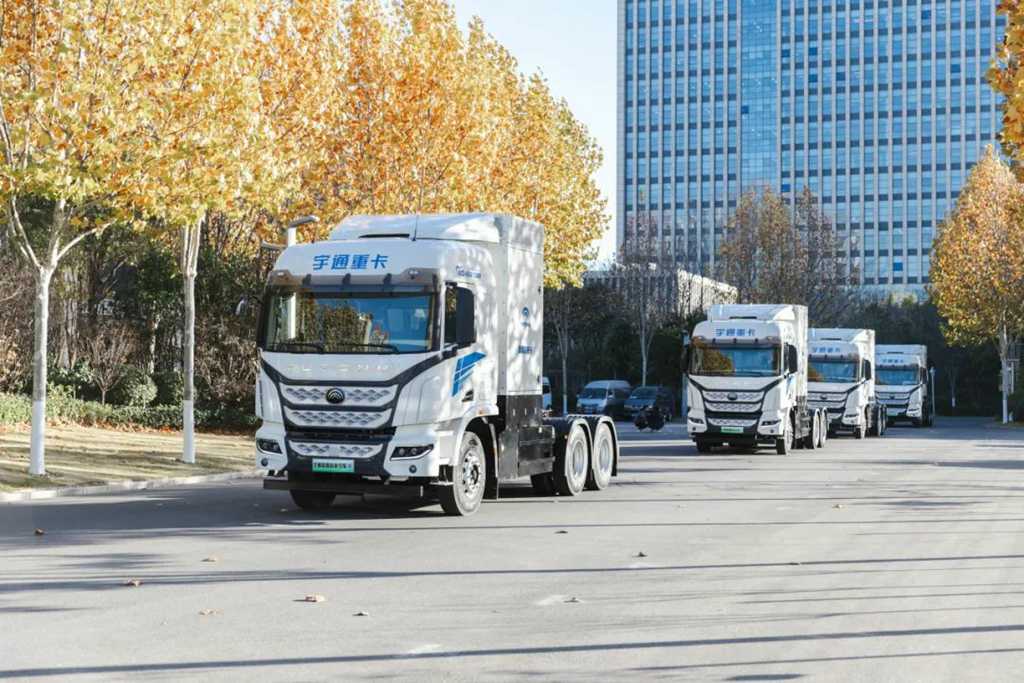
[{"left": 618, "top": 0, "right": 1005, "bottom": 290}]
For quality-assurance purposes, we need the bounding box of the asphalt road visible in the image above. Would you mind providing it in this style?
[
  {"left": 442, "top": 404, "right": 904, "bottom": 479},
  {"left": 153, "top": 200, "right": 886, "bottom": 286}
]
[{"left": 3, "top": 417, "right": 1024, "bottom": 682}]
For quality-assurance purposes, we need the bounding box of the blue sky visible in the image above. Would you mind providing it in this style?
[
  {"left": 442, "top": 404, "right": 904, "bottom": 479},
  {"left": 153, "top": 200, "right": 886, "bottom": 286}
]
[{"left": 452, "top": 0, "right": 617, "bottom": 261}]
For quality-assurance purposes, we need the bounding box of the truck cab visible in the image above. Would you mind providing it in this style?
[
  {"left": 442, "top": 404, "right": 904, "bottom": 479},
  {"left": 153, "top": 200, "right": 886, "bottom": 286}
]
[
  {"left": 254, "top": 214, "right": 618, "bottom": 515},
  {"left": 876, "top": 345, "right": 934, "bottom": 427},
  {"left": 808, "top": 328, "right": 886, "bottom": 439},
  {"left": 686, "top": 304, "right": 825, "bottom": 455}
]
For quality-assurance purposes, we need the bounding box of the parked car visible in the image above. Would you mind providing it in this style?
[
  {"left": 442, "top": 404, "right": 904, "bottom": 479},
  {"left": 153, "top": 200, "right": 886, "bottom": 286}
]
[
  {"left": 542, "top": 376, "right": 552, "bottom": 414},
  {"left": 576, "top": 380, "right": 632, "bottom": 418},
  {"left": 624, "top": 385, "right": 675, "bottom": 421}
]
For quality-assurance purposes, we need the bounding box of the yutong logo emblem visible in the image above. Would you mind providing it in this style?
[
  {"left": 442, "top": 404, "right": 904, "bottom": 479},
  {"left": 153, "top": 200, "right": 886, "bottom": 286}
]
[
  {"left": 325, "top": 389, "right": 346, "bottom": 405},
  {"left": 727, "top": 392, "right": 738, "bottom": 401}
]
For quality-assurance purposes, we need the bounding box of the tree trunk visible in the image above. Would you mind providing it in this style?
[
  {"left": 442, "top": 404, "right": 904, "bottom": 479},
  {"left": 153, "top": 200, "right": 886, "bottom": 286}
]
[
  {"left": 30, "top": 267, "right": 54, "bottom": 476},
  {"left": 181, "top": 219, "right": 203, "bottom": 464},
  {"left": 100, "top": 388, "right": 107, "bottom": 405},
  {"left": 146, "top": 315, "right": 159, "bottom": 375}
]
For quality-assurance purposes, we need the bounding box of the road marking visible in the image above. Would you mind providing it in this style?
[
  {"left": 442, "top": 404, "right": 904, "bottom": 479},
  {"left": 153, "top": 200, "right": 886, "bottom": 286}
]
[
  {"left": 406, "top": 644, "right": 442, "bottom": 655},
  {"left": 628, "top": 562, "right": 662, "bottom": 569}
]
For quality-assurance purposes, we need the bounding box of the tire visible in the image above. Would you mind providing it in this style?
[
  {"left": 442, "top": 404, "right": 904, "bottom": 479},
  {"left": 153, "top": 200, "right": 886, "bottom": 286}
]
[
  {"left": 854, "top": 418, "right": 866, "bottom": 439},
  {"left": 817, "top": 412, "right": 827, "bottom": 449},
  {"left": 913, "top": 418, "right": 923, "bottom": 428},
  {"left": 290, "top": 489, "right": 336, "bottom": 511},
  {"left": 775, "top": 417, "right": 794, "bottom": 455},
  {"left": 695, "top": 439, "right": 713, "bottom": 454},
  {"left": 438, "top": 431, "right": 486, "bottom": 516},
  {"left": 554, "top": 423, "right": 589, "bottom": 496},
  {"left": 585, "top": 422, "right": 615, "bottom": 491},
  {"left": 531, "top": 473, "right": 555, "bottom": 496},
  {"left": 810, "top": 411, "right": 821, "bottom": 449}
]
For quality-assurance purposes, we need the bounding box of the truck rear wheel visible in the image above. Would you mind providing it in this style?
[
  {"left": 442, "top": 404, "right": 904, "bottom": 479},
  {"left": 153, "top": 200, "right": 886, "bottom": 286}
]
[
  {"left": 585, "top": 422, "right": 615, "bottom": 491},
  {"left": 695, "top": 439, "right": 712, "bottom": 454},
  {"left": 438, "top": 431, "right": 486, "bottom": 516},
  {"left": 290, "top": 490, "right": 336, "bottom": 511},
  {"left": 817, "top": 412, "right": 828, "bottom": 448},
  {"left": 554, "top": 423, "right": 589, "bottom": 496}
]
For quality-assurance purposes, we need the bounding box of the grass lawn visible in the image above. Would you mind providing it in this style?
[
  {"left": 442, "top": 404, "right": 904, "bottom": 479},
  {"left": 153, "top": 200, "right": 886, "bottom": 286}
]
[{"left": 0, "top": 425, "right": 254, "bottom": 492}]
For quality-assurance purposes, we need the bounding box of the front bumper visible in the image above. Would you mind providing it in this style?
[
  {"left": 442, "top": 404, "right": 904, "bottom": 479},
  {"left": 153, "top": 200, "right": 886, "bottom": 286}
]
[
  {"left": 688, "top": 411, "right": 785, "bottom": 442},
  {"left": 255, "top": 422, "right": 448, "bottom": 480}
]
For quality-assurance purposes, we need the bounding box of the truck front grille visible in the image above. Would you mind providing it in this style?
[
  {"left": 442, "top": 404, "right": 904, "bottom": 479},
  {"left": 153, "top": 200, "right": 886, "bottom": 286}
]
[{"left": 284, "top": 408, "right": 392, "bottom": 429}]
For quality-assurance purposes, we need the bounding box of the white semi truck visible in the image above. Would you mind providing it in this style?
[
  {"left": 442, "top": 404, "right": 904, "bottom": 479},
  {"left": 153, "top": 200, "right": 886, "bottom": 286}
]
[
  {"left": 686, "top": 304, "right": 827, "bottom": 455},
  {"left": 252, "top": 213, "right": 618, "bottom": 516},
  {"left": 876, "top": 345, "right": 935, "bottom": 427},
  {"left": 808, "top": 328, "right": 887, "bottom": 439}
]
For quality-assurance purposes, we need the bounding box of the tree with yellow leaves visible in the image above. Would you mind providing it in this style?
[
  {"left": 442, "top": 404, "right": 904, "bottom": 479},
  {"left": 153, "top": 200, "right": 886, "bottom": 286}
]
[
  {"left": 991, "top": 2, "right": 1024, "bottom": 160},
  {"left": 293, "top": 0, "right": 606, "bottom": 287},
  {"left": 931, "top": 147, "right": 1024, "bottom": 423},
  {"left": 0, "top": 1, "right": 190, "bottom": 474}
]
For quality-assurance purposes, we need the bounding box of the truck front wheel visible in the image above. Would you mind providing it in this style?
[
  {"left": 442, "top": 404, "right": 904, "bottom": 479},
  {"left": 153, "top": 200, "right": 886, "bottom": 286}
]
[
  {"left": 438, "top": 431, "right": 486, "bottom": 516},
  {"left": 554, "top": 423, "right": 589, "bottom": 496},
  {"left": 775, "top": 417, "right": 794, "bottom": 455},
  {"left": 290, "top": 490, "right": 336, "bottom": 511}
]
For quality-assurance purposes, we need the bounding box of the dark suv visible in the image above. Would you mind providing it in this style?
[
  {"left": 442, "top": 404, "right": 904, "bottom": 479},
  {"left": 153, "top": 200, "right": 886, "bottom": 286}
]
[{"left": 624, "top": 386, "right": 676, "bottom": 421}]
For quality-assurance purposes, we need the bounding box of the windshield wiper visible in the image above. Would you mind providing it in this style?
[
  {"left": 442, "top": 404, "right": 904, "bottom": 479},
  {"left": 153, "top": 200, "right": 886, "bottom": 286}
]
[
  {"left": 274, "top": 341, "right": 326, "bottom": 353},
  {"left": 338, "top": 342, "right": 400, "bottom": 353}
]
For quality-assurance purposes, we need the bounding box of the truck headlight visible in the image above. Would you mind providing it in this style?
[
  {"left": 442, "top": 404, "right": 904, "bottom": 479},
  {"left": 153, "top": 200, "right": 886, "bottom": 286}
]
[
  {"left": 392, "top": 445, "right": 434, "bottom": 459},
  {"left": 761, "top": 419, "right": 781, "bottom": 426},
  {"left": 688, "top": 417, "right": 705, "bottom": 424},
  {"left": 257, "top": 439, "right": 282, "bottom": 454}
]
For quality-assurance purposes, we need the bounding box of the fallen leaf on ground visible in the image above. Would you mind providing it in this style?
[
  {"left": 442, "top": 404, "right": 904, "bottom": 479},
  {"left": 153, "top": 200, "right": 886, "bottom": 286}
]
[
  {"left": 124, "top": 579, "right": 142, "bottom": 587},
  {"left": 198, "top": 609, "right": 219, "bottom": 616},
  {"left": 555, "top": 530, "right": 568, "bottom": 534},
  {"left": 635, "top": 551, "right": 647, "bottom": 558},
  {"left": 564, "top": 597, "right": 582, "bottom": 603},
  {"left": 353, "top": 610, "right": 370, "bottom": 616},
  {"left": 202, "top": 556, "right": 219, "bottom": 563},
  {"left": 33, "top": 529, "right": 45, "bottom": 536},
  {"left": 833, "top": 504, "right": 844, "bottom": 509},
  {"left": 302, "top": 594, "right": 327, "bottom": 603}
]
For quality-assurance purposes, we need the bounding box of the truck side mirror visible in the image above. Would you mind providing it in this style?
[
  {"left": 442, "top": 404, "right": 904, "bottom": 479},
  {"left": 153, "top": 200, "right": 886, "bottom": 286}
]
[
  {"left": 787, "top": 345, "right": 799, "bottom": 374},
  {"left": 456, "top": 287, "right": 476, "bottom": 347}
]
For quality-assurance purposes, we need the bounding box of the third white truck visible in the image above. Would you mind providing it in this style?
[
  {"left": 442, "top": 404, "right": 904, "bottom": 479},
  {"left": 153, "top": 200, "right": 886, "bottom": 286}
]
[
  {"left": 686, "top": 304, "right": 827, "bottom": 455},
  {"left": 808, "top": 328, "right": 887, "bottom": 439},
  {"left": 876, "top": 345, "right": 935, "bottom": 427}
]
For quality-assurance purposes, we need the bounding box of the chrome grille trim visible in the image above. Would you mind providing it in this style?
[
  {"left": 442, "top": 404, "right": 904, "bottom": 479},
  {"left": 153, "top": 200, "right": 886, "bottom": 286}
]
[
  {"left": 289, "top": 442, "right": 383, "bottom": 459},
  {"left": 284, "top": 407, "right": 392, "bottom": 429},
  {"left": 280, "top": 385, "right": 396, "bottom": 408}
]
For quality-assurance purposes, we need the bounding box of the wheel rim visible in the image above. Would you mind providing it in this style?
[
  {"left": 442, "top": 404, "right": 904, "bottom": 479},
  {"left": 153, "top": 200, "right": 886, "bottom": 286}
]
[
  {"left": 459, "top": 437, "right": 484, "bottom": 503},
  {"left": 569, "top": 435, "right": 588, "bottom": 484},
  {"left": 594, "top": 430, "right": 613, "bottom": 483}
]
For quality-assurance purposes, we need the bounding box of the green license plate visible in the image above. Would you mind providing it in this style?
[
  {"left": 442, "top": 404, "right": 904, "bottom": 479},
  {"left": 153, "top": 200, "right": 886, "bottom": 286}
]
[
  {"left": 312, "top": 459, "right": 354, "bottom": 474},
  {"left": 721, "top": 426, "right": 744, "bottom": 434}
]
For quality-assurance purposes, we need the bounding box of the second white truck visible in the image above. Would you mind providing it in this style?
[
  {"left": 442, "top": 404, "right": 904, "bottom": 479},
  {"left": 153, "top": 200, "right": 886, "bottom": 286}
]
[
  {"left": 808, "top": 328, "right": 887, "bottom": 439},
  {"left": 877, "top": 345, "right": 935, "bottom": 427},
  {"left": 686, "top": 304, "right": 827, "bottom": 455}
]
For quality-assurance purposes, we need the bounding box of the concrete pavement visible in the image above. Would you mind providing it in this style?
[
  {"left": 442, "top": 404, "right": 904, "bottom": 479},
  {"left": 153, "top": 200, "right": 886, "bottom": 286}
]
[{"left": 2, "top": 417, "right": 1024, "bottom": 681}]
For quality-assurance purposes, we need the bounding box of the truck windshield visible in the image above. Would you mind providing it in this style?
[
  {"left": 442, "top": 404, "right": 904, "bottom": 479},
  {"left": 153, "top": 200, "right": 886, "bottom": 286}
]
[
  {"left": 261, "top": 288, "right": 437, "bottom": 354},
  {"left": 877, "top": 368, "right": 919, "bottom": 386},
  {"left": 809, "top": 359, "right": 859, "bottom": 383},
  {"left": 689, "top": 345, "right": 781, "bottom": 378}
]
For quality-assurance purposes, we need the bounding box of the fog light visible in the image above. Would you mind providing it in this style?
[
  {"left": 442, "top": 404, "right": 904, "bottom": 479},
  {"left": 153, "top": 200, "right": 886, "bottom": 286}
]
[
  {"left": 393, "top": 444, "right": 433, "bottom": 459},
  {"left": 257, "top": 439, "right": 281, "bottom": 454},
  {"left": 260, "top": 457, "right": 269, "bottom": 467},
  {"left": 409, "top": 465, "right": 417, "bottom": 474}
]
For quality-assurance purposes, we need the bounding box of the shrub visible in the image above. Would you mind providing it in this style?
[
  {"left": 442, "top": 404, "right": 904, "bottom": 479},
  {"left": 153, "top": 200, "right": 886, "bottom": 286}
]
[
  {"left": 0, "top": 392, "right": 256, "bottom": 430},
  {"left": 111, "top": 367, "right": 158, "bottom": 407},
  {"left": 48, "top": 361, "right": 95, "bottom": 400},
  {"left": 154, "top": 370, "right": 184, "bottom": 406}
]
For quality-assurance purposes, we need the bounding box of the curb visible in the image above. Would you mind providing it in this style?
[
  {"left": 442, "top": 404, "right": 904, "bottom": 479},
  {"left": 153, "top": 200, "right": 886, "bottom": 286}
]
[{"left": 0, "top": 470, "right": 261, "bottom": 503}]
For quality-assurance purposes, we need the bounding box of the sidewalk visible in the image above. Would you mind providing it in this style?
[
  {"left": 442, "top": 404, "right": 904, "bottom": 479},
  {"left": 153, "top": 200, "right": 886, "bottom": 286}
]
[{"left": 0, "top": 425, "right": 256, "bottom": 499}]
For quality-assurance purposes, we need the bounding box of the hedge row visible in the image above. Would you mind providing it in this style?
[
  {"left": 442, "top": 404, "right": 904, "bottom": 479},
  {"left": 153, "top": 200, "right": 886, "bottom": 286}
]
[{"left": 0, "top": 393, "right": 257, "bottom": 431}]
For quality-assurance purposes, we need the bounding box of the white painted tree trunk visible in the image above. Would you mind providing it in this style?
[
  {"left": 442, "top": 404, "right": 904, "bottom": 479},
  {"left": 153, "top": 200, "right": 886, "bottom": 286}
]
[
  {"left": 999, "top": 326, "right": 1010, "bottom": 425},
  {"left": 30, "top": 268, "right": 54, "bottom": 476},
  {"left": 181, "top": 219, "right": 202, "bottom": 464}
]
